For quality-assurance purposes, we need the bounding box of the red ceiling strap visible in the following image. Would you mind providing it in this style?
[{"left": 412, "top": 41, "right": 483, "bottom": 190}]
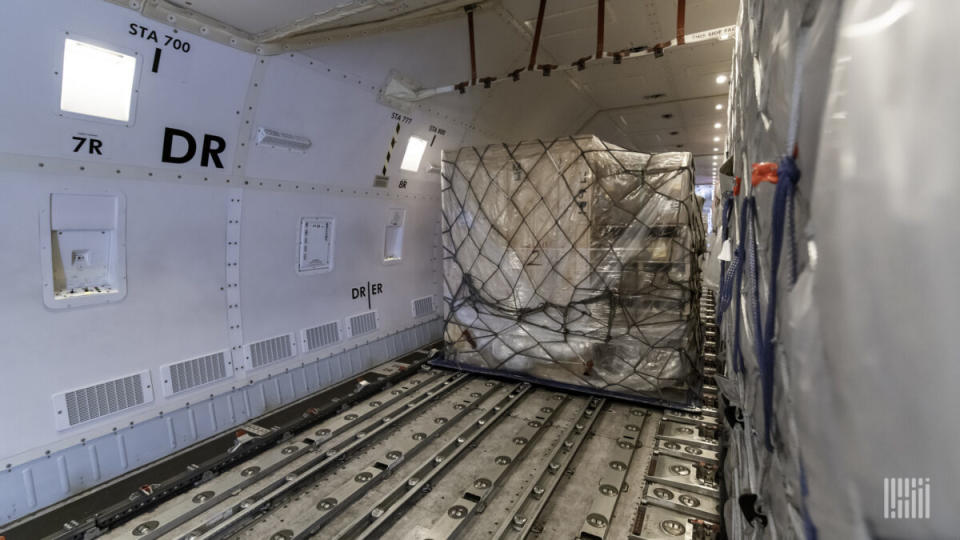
[
  {"left": 465, "top": 5, "right": 477, "bottom": 85},
  {"left": 528, "top": 0, "right": 548, "bottom": 71},
  {"left": 596, "top": 0, "right": 606, "bottom": 59},
  {"left": 676, "top": 0, "right": 686, "bottom": 45}
]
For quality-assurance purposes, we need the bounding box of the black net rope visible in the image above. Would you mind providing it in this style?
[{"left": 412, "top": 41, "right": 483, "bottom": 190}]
[{"left": 440, "top": 136, "right": 706, "bottom": 405}]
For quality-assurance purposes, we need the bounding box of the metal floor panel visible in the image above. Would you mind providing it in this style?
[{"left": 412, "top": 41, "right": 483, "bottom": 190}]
[
  {"left": 237, "top": 378, "right": 521, "bottom": 538},
  {"left": 20, "top": 349, "right": 723, "bottom": 540}
]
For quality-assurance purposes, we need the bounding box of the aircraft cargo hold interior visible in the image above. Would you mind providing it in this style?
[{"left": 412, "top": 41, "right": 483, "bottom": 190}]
[{"left": 0, "top": 1, "right": 956, "bottom": 539}]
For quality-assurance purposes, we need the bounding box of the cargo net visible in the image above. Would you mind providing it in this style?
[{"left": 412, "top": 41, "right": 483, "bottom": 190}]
[{"left": 438, "top": 136, "right": 707, "bottom": 407}]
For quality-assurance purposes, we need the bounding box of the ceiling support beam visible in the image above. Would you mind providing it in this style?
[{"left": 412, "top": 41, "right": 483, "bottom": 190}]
[
  {"left": 676, "top": 0, "right": 686, "bottom": 44},
  {"left": 466, "top": 5, "right": 478, "bottom": 85},
  {"left": 527, "top": 0, "right": 548, "bottom": 71},
  {"left": 596, "top": 0, "right": 605, "bottom": 59}
]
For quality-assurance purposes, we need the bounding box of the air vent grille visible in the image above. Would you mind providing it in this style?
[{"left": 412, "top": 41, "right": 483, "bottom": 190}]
[
  {"left": 62, "top": 372, "right": 150, "bottom": 427},
  {"left": 248, "top": 334, "right": 296, "bottom": 369},
  {"left": 164, "top": 351, "right": 231, "bottom": 395},
  {"left": 304, "top": 321, "right": 340, "bottom": 351},
  {"left": 412, "top": 296, "right": 435, "bottom": 318},
  {"left": 348, "top": 311, "right": 378, "bottom": 337}
]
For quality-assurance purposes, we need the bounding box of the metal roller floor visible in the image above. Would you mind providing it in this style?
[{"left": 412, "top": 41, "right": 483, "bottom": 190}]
[
  {"left": 15, "top": 292, "right": 722, "bottom": 540},
  {"left": 96, "top": 372, "right": 720, "bottom": 538}
]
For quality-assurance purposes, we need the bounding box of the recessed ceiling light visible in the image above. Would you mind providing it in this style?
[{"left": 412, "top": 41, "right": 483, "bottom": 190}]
[
  {"left": 713, "top": 136, "right": 720, "bottom": 142},
  {"left": 715, "top": 104, "right": 723, "bottom": 110},
  {"left": 714, "top": 122, "right": 722, "bottom": 129},
  {"left": 713, "top": 147, "right": 719, "bottom": 151},
  {"left": 716, "top": 74, "right": 728, "bottom": 84}
]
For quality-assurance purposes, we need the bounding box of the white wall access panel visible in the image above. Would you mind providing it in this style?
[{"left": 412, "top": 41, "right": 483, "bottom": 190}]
[
  {"left": 40, "top": 191, "right": 128, "bottom": 309},
  {"left": 297, "top": 216, "right": 335, "bottom": 274}
]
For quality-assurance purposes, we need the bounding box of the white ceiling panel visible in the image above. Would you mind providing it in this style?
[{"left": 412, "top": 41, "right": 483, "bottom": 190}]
[
  {"left": 172, "top": 0, "right": 465, "bottom": 36},
  {"left": 301, "top": 9, "right": 529, "bottom": 89}
]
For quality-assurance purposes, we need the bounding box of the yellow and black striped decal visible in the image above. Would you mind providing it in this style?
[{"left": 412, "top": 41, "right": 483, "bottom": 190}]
[{"left": 382, "top": 121, "right": 401, "bottom": 176}]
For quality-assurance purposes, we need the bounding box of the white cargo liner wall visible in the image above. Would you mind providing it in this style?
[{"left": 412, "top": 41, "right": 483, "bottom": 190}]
[
  {"left": 242, "top": 56, "right": 455, "bottom": 189},
  {"left": 239, "top": 189, "right": 439, "bottom": 352},
  {"left": 0, "top": 174, "right": 231, "bottom": 461},
  {"left": 0, "top": 0, "right": 449, "bottom": 477},
  {"left": 0, "top": 4, "right": 252, "bottom": 170},
  {"left": 0, "top": 173, "right": 444, "bottom": 466}
]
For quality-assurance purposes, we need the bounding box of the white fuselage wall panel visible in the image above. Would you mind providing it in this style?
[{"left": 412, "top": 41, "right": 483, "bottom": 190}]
[
  {"left": 0, "top": 0, "right": 444, "bottom": 470},
  {"left": 0, "top": 174, "right": 230, "bottom": 460},
  {"left": 243, "top": 55, "right": 460, "bottom": 190},
  {"left": 239, "top": 189, "right": 439, "bottom": 356},
  {"left": 0, "top": 0, "right": 251, "bottom": 172}
]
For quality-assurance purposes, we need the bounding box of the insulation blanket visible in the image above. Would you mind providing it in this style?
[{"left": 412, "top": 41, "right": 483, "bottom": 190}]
[{"left": 438, "top": 135, "right": 705, "bottom": 406}]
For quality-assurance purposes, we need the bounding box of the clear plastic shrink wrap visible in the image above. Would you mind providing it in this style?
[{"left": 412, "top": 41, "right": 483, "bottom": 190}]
[{"left": 437, "top": 135, "right": 706, "bottom": 406}]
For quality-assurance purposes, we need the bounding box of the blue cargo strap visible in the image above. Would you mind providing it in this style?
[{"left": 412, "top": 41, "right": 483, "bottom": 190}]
[
  {"left": 716, "top": 195, "right": 743, "bottom": 323},
  {"left": 717, "top": 191, "right": 735, "bottom": 304},
  {"left": 757, "top": 155, "right": 799, "bottom": 452},
  {"left": 722, "top": 196, "right": 754, "bottom": 374},
  {"left": 799, "top": 452, "right": 817, "bottom": 540},
  {"left": 745, "top": 195, "right": 763, "bottom": 363}
]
